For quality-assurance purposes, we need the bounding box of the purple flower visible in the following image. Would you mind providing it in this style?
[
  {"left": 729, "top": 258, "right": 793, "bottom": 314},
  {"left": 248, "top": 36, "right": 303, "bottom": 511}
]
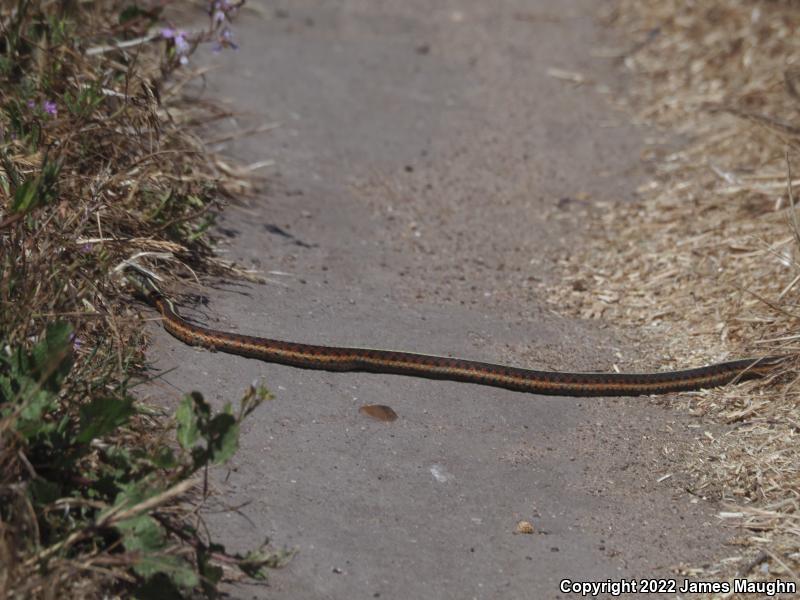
[
  {"left": 162, "top": 27, "right": 191, "bottom": 64},
  {"left": 27, "top": 100, "right": 35, "bottom": 109},
  {"left": 43, "top": 101, "right": 57, "bottom": 116},
  {"left": 69, "top": 332, "right": 82, "bottom": 351},
  {"left": 174, "top": 31, "right": 190, "bottom": 54}
]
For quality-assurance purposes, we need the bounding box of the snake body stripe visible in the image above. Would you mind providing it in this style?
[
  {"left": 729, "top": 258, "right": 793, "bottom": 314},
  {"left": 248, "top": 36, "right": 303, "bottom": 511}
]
[{"left": 150, "top": 293, "right": 782, "bottom": 397}]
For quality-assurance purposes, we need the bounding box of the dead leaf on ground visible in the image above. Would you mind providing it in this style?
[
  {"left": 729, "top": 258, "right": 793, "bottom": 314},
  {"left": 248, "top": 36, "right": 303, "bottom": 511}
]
[{"left": 359, "top": 404, "right": 398, "bottom": 422}]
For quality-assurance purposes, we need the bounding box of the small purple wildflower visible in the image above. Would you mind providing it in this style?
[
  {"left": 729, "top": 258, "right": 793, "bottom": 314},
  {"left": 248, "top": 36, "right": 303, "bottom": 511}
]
[
  {"left": 161, "top": 1, "right": 242, "bottom": 62},
  {"left": 69, "top": 332, "right": 82, "bottom": 351},
  {"left": 81, "top": 243, "right": 92, "bottom": 253},
  {"left": 174, "top": 31, "right": 190, "bottom": 54},
  {"left": 162, "top": 27, "right": 191, "bottom": 65},
  {"left": 26, "top": 99, "right": 58, "bottom": 116}
]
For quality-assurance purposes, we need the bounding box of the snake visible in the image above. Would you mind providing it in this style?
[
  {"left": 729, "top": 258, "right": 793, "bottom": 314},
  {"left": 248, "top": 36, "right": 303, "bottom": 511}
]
[{"left": 147, "top": 291, "right": 782, "bottom": 397}]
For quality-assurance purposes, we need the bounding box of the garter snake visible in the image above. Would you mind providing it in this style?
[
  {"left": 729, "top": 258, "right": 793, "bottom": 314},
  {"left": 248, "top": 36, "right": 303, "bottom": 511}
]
[{"left": 148, "top": 291, "right": 782, "bottom": 397}]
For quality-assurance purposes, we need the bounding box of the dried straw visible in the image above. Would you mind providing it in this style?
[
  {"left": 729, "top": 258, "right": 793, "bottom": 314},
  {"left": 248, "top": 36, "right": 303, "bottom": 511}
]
[{"left": 546, "top": 0, "right": 800, "bottom": 586}]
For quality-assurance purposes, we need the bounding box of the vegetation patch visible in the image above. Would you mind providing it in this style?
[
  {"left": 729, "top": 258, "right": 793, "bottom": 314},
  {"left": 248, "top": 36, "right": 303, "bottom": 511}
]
[
  {"left": 0, "top": 1, "right": 283, "bottom": 597},
  {"left": 547, "top": 0, "right": 800, "bottom": 589}
]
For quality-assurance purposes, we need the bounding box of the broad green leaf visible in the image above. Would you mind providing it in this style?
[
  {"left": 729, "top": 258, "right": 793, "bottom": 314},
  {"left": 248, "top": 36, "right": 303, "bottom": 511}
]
[
  {"left": 120, "top": 515, "right": 201, "bottom": 589},
  {"left": 43, "top": 321, "right": 72, "bottom": 357},
  {"left": 197, "top": 543, "right": 224, "bottom": 588},
  {"left": 29, "top": 479, "right": 60, "bottom": 504},
  {"left": 207, "top": 413, "right": 238, "bottom": 465},
  {"left": 117, "top": 512, "right": 199, "bottom": 589},
  {"left": 77, "top": 396, "right": 135, "bottom": 443},
  {"left": 149, "top": 446, "right": 178, "bottom": 469},
  {"left": 18, "top": 385, "right": 56, "bottom": 423},
  {"left": 100, "top": 480, "right": 161, "bottom": 521},
  {"left": 117, "top": 514, "right": 165, "bottom": 553},
  {"left": 190, "top": 391, "right": 211, "bottom": 421}
]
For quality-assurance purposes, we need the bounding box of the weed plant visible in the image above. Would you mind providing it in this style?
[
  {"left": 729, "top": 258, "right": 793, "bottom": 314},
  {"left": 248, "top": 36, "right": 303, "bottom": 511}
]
[{"left": 0, "top": 1, "right": 282, "bottom": 596}]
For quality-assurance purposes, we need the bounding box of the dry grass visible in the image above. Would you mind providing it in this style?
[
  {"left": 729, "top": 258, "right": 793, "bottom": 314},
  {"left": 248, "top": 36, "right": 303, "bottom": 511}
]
[
  {"left": 0, "top": 1, "right": 279, "bottom": 597},
  {"left": 545, "top": 0, "right": 800, "bottom": 587}
]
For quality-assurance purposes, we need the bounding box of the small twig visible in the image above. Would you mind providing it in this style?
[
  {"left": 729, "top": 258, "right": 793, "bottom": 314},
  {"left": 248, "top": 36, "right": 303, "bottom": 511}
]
[
  {"left": 98, "top": 477, "right": 201, "bottom": 526},
  {"left": 0, "top": 212, "right": 23, "bottom": 230},
  {"left": 85, "top": 32, "right": 161, "bottom": 56},
  {"left": 739, "top": 550, "right": 769, "bottom": 576},
  {"left": 204, "top": 122, "right": 281, "bottom": 146},
  {"left": 715, "top": 105, "right": 800, "bottom": 138}
]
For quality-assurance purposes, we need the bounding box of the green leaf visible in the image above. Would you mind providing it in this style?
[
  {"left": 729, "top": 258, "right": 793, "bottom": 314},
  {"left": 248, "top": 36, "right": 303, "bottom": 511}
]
[
  {"left": 236, "top": 547, "right": 294, "bottom": 579},
  {"left": 191, "top": 391, "right": 211, "bottom": 421},
  {"left": 207, "top": 413, "right": 239, "bottom": 465},
  {"left": 101, "top": 480, "right": 160, "bottom": 521},
  {"left": 0, "top": 375, "right": 14, "bottom": 404},
  {"left": 197, "top": 543, "right": 224, "bottom": 589},
  {"left": 135, "top": 574, "right": 184, "bottom": 600},
  {"left": 175, "top": 394, "right": 200, "bottom": 450},
  {"left": 134, "top": 555, "right": 199, "bottom": 589},
  {"left": 117, "top": 515, "right": 199, "bottom": 588},
  {"left": 10, "top": 157, "right": 59, "bottom": 212},
  {"left": 118, "top": 5, "right": 146, "bottom": 24},
  {"left": 117, "top": 514, "right": 165, "bottom": 553},
  {"left": 12, "top": 176, "right": 39, "bottom": 213},
  {"left": 18, "top": 386, "right": 57, "bottom": 423},
  {"left": 117, "top": 4, "right": 161, "bottom": 26},
  {"left": 149, "top": 446, "right": 178, "bottom": 469},
  {"left": 29, "top": 478, "right": 61, "bottom": 504},
  {"left": 77, "top": 396, "right": 135, "bottom": 443},
  {"left": 31, "top": 321, "right": 73, "bottom": 390}
]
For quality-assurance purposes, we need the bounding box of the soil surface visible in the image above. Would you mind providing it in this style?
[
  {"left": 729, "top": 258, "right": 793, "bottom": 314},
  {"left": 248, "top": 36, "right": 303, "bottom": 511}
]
[{"left": 145, "top": 1, "right": 729, "bottom": 598}]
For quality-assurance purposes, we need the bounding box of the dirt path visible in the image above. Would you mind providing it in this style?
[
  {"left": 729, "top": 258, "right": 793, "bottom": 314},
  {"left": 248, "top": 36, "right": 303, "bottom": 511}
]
[{"left": 146, "top": 1, "right": 727, "bottom": 598}]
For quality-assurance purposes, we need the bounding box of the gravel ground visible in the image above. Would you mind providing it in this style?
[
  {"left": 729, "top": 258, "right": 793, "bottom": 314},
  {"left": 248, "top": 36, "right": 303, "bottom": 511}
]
[{"left": 145, "top": 1, "right": 728, "bottom": 598}]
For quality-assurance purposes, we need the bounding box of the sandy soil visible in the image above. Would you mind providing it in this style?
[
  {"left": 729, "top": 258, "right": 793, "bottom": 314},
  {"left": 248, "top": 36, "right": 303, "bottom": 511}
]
[{"left": 144, "top": 1, "right": 730, "bottom": 598}]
